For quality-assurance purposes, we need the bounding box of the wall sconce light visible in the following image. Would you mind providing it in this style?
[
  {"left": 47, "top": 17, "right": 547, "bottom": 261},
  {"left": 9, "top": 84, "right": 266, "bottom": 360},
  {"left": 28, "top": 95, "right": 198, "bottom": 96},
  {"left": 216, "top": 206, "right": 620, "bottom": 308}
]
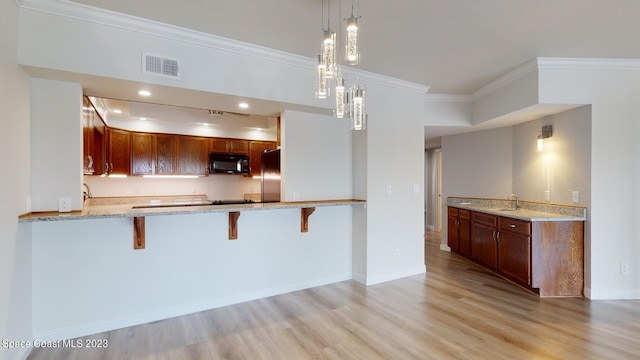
[{"left": 537, "top": 125, "right": 552, "bottom": 151}]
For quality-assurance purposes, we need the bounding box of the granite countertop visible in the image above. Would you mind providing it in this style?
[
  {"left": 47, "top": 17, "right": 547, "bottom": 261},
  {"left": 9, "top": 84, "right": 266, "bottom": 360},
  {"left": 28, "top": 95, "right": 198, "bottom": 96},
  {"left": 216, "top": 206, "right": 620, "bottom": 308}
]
[
  {"left": 19, "top": 195, "right": 366, "bottom": 223},
  {"left": 447, "top": 197, "right": 587, "bottom": 222}
]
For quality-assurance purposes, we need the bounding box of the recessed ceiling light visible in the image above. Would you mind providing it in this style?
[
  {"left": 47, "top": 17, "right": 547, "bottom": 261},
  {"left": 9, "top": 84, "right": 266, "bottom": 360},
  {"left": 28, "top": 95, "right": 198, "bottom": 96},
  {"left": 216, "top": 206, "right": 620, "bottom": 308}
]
[
  {"left": 202, "top": 123, "right": 209, "bottom": 126},
  {"left": 138, "top": 90, "right": 151, "bottom": 97},
  {"left": 238, "top": 102, "right": 249, "bottom": 109},
  {"left": 139, "top": 117, "right": 147, "bottom": 121},
  {"left": 256, "top": 128, "right": 262, "bottom": 131},
  {"left": 113, "top": 109, "right": 122, "bottom": 114}
]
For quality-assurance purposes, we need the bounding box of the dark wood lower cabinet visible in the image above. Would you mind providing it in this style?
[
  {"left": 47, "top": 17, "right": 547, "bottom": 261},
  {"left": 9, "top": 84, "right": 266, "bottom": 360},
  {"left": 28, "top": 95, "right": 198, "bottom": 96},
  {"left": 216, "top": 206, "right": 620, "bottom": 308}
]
[
  {"left": 497, "top": 230, "right": 531, "bottom": 286},
  {"left": 448, "top": 206, "right": 584, "bottom": 297}
]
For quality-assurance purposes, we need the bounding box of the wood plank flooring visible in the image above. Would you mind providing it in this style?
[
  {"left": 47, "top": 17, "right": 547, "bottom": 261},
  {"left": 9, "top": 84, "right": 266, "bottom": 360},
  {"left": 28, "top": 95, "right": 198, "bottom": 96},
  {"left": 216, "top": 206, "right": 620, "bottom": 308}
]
[{"left": 29, "top": 231, "right": 640, "bottom": 359}]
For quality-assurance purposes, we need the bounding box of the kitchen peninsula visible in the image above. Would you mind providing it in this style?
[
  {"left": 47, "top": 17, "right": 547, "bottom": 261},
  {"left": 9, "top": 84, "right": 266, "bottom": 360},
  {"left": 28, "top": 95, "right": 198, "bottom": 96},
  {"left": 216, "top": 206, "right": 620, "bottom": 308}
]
[{"left": 447, "top": 197, "right": 586, "bottom": 297}]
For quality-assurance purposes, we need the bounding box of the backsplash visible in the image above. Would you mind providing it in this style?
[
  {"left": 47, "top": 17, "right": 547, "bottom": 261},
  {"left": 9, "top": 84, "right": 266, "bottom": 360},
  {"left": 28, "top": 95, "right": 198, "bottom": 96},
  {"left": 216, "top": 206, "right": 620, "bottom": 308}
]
[{"left": 83, "top": 175, "right": 261, "bottom": 200}]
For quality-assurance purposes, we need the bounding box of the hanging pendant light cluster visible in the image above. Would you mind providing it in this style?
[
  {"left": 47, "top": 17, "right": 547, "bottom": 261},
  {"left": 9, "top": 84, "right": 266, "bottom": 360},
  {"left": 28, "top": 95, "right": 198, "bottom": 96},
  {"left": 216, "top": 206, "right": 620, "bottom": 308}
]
[{"left": 315, "top": 0, "right": 367, "bottom": 130}]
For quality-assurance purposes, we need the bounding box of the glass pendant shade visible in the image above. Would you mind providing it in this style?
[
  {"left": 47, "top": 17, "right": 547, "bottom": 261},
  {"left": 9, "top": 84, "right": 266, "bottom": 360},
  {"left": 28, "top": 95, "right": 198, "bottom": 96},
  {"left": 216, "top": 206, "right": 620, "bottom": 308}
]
[
  {"left": 345, "top": 15, "right": 359, "bottom": 65},
  {"left": 349, "top": 85, "right": 366, "bottom": 130},
  {"left": 315, "top": 54, "right": 328, "bottom": 99},
  {"left": 322, "top": 29, "right": 336, "bottom": 79},
  {"left": 334, "top": 76, "right": 346, "bottom": 118}
]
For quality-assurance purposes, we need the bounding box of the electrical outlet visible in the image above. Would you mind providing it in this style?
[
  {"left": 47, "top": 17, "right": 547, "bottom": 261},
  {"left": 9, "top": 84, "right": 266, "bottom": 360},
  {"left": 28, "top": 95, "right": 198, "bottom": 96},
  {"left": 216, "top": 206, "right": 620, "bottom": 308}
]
[
  {"left": 395, "top": 249, "right": 400, "bottom": 258},
  {"left": 621, "top": 262, "right": 629, "bottom": 274},
  {"left": 58, "top": 197, "right": 71, "bottom": 213},
  {"left": 544, "top": 190, "right": 550, "bottom": 202},
  {"left": 413, "top": 184, "right": 420, "bottom": 194},
  {"left": 386, "top": 185, "right": 392, "bottom": 194},
  {"left": 572, "top": 191, "right": 580, "bottom": 204}
]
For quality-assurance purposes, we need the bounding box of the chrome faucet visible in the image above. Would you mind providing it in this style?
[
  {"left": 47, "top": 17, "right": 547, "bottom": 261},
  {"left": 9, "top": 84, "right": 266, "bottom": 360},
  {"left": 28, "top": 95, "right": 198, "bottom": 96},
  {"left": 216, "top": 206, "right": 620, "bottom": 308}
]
[
  {"left": 83, "top": 183, "right": 92, "bottom": 200},
  {"left": 508, "top": 194, "right": 519, "bottom": 210}
]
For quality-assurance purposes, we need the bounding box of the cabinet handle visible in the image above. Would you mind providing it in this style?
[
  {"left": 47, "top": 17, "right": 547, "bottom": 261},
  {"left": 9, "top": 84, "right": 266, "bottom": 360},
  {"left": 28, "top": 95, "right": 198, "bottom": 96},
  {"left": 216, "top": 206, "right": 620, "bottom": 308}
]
[
  {"left": 496, "top": 230, "right": 500, "bottom": 242},
  {"left": 492, "top": 230, "right": 496, "bottom": 241},
  {"left": 509, "top": 224, "right": 516, "bottom": 228}
]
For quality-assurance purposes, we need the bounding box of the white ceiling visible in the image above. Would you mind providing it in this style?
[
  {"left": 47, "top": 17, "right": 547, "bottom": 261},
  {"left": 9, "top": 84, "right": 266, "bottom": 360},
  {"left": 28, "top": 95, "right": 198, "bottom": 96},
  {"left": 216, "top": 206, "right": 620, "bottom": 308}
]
[{"left": 69, "top": 0, "right": 640, "bottom": 140}]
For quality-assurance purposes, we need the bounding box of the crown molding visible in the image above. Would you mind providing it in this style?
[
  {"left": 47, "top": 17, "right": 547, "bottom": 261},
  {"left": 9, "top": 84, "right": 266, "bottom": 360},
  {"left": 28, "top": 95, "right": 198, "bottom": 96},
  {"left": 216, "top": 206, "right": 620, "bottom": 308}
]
[
  {"left": 424, "top": 94, "right": 472, "bottom": 103},
  {"left": 19, "top": 0, "right": 430, "bottom": 95},
  {"left": 471, "top": 58, "right": 539, "bottom": 100},
  {"left": 537, "top": 57, "right": 640, "bottom": 70},
  {"left": 471, "top": 57, "right": 640, "bottom": 101}
]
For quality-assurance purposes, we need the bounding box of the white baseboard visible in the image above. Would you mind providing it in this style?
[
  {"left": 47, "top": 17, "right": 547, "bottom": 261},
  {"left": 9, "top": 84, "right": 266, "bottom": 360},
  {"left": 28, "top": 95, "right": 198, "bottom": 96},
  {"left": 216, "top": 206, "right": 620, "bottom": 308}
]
[
  {"left": 440, "top": 243, "right": 451, "bottom": 252},
  {"left": 585, "top": 287, "right": 640, "bottom": 300},
  {"left": 33, "top": 272, "right": 352, "bottom": 342},
  {"left": 359, "top": 265, "right": 427, "bottom": 286}
]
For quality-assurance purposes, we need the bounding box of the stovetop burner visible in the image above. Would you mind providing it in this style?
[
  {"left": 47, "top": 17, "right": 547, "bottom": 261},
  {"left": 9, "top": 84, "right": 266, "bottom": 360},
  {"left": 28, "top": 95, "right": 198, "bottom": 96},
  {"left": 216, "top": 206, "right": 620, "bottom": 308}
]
[{"left": 210, "top": 199, "right": 255, "bottom": 205}]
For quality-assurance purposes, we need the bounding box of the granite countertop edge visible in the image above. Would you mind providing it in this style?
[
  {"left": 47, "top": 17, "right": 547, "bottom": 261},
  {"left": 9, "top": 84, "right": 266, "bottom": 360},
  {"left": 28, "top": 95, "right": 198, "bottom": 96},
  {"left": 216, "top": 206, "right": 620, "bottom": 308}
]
[
  {"left": 19, "top": 199, "right": 366, "bottom": 223},
  {"left": 447, "top": 197, "right": 587, "bottom": 222}
]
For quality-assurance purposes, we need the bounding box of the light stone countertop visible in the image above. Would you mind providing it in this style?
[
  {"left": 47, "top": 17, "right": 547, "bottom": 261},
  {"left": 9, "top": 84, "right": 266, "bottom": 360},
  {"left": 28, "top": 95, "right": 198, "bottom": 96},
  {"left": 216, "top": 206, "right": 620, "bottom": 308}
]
[
  {"left": 19, "top": 197, "right": 366, "bottom": 223},
  {"left": 447, "top": 197, "right": 587, "bottom": 222}
]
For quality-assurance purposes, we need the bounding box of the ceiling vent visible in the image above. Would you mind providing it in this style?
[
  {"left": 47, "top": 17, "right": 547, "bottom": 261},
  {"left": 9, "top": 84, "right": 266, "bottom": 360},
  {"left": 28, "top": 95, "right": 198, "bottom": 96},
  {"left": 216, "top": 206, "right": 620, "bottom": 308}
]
[{"left": 142, "top": 52, "right": 180, "bottom": 79}]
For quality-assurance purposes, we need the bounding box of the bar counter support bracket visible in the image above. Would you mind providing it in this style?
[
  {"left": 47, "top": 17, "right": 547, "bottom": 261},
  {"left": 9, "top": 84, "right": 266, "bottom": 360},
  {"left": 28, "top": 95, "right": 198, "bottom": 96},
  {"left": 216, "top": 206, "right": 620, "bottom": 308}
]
[
  {"left": 134, "top": 216, "right": 145, "bottom": 250},
  {"left": 229, "top": 211, "right": 241, "bottom": 240},
  {"left": 301, "top": 207, "right": 316, "bottom": 232}
]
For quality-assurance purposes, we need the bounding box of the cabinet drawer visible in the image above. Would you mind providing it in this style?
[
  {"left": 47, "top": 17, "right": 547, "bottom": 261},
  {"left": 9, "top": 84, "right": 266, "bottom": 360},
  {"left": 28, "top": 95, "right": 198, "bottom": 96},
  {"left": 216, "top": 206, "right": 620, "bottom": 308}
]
[
  {"left": 499, "top": 217, "right": 531, "bottom": 236},
  {"left": 459, "top": 209, "right": 471, "bottom": 220},
  {"left": 472, "top": 211, "right": 497, "bottom": 226},
  {"left": 448, "top": 207, "right": 459, "bottom": 217}
]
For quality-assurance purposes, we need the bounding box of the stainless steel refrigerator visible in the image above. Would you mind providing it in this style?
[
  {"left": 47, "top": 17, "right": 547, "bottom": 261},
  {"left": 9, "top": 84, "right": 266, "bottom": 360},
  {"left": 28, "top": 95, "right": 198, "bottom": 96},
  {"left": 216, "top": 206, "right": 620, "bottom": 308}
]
[{"left": 261, "top": 149, "right": 281, "bottom": 203}]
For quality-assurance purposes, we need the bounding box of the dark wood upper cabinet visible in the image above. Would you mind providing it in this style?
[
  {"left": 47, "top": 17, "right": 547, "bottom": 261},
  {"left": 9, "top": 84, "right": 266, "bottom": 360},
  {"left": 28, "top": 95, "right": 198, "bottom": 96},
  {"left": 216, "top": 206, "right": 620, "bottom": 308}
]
[
  {"left": 209, "top": 138, "right": 249, "bottom": 155},
  {"left": 155, "top": 134, "right": 177, "bottom": 175},
  {"left": 131, "top": 133, "right": 154, "bottom": 176},
  {"left": 248, "top": 141, "right": 277, "bottom": 178},
  {"left": 82, "top": 96, "right": 106, "bottom": 175},
  {"left": 177, "top": 136, "right": 208, "bottom": 175},
  {"left": 107, "top": 128, "right": 130, "bottom": 175}
]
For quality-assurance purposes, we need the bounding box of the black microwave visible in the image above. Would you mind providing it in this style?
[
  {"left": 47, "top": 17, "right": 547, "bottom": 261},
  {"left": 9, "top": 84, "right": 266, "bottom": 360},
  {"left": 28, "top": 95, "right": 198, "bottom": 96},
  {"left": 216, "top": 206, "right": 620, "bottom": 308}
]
[{"left": 209, "top": 153, "right": 249, "bottom": 174}]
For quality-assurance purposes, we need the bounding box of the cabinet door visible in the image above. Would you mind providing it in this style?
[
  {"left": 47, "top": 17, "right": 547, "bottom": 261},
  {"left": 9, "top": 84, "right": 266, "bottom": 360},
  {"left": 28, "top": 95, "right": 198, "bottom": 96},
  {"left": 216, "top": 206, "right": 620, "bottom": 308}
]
[
  {"left": 498, "top": 231, "right": 531, "bottom": 285},
  {"left": 155, "top": 134, "right": 177, "bottom": 175},
  {"left": 248, "top": 141, "right": 277, "bottom": 178},
  {"left": 107, "top": 128, "right": 130, "bottom": 175},
  {"left": 177, "top": 136, "right": 208, "bottom": 175},
  {"left": 209, "top": 138, "right": 229, "bottom": 153},
  {"left": 228, "top": 139, "right": 249, "bottom": 155},
  {"left": 131, "top": 133, "right": 154, "bottom": 175},
  {"left": 458, "top": 218, "right": 471, "bottom": 256},
  {"left": 447, "top": 213, "right": 459, "bottom": 251},
  {"left": 472, "top": 222, "right": 497, "bottom": 269}
]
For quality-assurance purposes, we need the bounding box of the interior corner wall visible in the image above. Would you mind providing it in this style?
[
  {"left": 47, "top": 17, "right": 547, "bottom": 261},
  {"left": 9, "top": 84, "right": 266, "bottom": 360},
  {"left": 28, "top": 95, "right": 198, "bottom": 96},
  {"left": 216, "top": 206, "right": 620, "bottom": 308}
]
[
  {"left": 440, "top": 127, "right": 514, "bottom": 246},
  {"left": 31, "top": 78, "right": 83, "bottom": 212},
  {"left": 1, "top": 0, "right": 33, "bottom": 359},
  {"left": 539, "top": 68, "right": 640, "bottom": 299}
]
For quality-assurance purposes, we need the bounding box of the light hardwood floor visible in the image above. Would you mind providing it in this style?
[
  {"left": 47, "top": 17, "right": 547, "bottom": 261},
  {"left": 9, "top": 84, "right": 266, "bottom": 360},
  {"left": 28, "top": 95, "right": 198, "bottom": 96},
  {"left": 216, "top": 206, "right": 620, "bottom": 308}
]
[{"left": 29, "top": 231, "right": 640, "bottom": 359}]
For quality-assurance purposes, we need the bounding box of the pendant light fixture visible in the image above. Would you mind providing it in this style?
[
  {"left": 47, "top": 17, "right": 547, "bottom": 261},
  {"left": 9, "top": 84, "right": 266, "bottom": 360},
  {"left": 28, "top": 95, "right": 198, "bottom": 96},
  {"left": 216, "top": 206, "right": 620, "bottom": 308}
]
[
  {"left": 314, "top": 0, "right": 367, "bottom": 130},
  {"left": 334, "top": 74, "right": 346, "bottom": 118},
  {"left": 345, "top": 2, "right": 359, "bottom": 65},
  {"left": 349, "top": 82, "right": 366, "bottom": 130}
]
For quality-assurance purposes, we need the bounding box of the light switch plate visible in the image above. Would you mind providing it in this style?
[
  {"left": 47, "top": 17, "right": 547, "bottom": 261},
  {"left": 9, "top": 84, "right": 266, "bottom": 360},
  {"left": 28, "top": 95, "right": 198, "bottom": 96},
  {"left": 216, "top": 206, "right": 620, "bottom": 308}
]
[
  {"left": 58, "top": 197, "right": 71, "bottom": 212},
  {"left": 572, "top": 191, "right": 580, "bottom": 204},
  {"left": 413, "top": 184, "right": 420, "bottom": 194}
]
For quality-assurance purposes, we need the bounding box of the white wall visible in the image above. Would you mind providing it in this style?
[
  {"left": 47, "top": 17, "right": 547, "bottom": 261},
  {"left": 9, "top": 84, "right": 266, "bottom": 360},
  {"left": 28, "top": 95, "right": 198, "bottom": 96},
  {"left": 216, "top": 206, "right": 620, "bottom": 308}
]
[
  {"left": 360, "top": 83, "right": 426, "bottom": 284},
  {"left": 281, "top": 110, "right": 353, "bottom": 201},
  {"left": 0, "top": 0, "right": 33, "bottom": 359},
  {"left": 31, "top": 79, "right": 83, "bottom": 211},
  {"left": 512, "top": 106, "right": 592, "bottom": 205},
  {"left": 538, "top": 67, "right": 640, "bottom": 299},
  {"left": 32, "top": 207, "right": 353, "bottom": 340}
]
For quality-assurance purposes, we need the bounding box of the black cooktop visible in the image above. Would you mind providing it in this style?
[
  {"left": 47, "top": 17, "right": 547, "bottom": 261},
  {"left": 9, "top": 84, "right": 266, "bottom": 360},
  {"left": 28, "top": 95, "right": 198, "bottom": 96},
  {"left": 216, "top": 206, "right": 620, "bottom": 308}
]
[{"left": 210, "top": 199, "right": 255, "bottom": 205}]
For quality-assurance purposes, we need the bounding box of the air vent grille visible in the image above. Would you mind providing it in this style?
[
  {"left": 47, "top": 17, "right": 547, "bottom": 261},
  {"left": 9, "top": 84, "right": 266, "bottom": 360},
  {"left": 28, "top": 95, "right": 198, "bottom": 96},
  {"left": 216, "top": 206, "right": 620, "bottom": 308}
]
[{"left": 142, "top": 53, "right": 180, "bottom": 79}]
